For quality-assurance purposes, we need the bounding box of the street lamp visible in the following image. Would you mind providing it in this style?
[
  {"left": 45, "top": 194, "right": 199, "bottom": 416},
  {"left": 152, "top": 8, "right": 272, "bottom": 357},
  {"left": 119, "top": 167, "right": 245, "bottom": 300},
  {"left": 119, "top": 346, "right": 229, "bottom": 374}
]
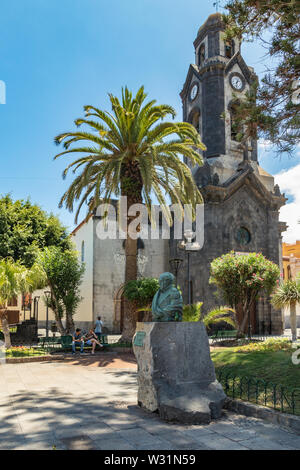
[
  {"left": 178, "top": 230, "right": 201, "bottom": 305},
  {"left": 34, "top": 296, "right": 40, "bottom": 323},
  {"left": 169, "top": 258, "right": 183, "bottom": 287},
  {"left": 44, "top": 291, "right": 51, "bottom": 338}
]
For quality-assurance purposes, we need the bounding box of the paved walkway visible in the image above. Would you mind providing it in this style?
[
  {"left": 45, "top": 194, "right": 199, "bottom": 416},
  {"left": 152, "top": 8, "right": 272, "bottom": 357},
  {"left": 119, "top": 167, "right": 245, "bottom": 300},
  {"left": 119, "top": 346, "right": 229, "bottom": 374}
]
[{"left": 0, "top": 354, "right": 300, "bottom": 450}]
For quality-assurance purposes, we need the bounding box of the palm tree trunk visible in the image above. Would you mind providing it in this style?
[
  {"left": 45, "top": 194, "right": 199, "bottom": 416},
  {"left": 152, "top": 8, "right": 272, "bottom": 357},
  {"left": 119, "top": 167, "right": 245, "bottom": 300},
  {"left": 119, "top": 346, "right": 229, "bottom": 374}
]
[
  {"left": 120, "top": 235, "right": 138, "bottom": 342},
  {"left": 119, "top": 162, "right": 143, "bottom": 342},
  {"left": 290, "top": 302, "right": 297, "bottom": 342},
  {"left": 0, "top": 310, "right": 12, "bottom": 349}
]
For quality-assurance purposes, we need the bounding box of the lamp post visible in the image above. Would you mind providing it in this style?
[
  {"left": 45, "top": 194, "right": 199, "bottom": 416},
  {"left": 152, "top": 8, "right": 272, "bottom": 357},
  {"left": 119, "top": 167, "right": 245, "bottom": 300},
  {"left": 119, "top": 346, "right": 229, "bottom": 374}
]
[
  {"left": 178, "top": 230, "right": 201, "bottom": 305},
  {"left": 169, "top": 258, "right": 183, "bottom": 288},
  {"left": 34, "top": 296, "right": 40, "bottom": 323},
  {"left": 44, "top": 291, "right": 51, "bottom": 338}
]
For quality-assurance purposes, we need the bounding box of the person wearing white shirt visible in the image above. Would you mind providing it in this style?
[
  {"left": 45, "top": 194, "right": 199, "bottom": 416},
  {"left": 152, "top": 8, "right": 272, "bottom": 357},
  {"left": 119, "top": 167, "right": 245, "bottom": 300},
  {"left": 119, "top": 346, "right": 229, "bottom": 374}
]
[{"left": 94, "top": 316, "right": 103, "bottom": 341}]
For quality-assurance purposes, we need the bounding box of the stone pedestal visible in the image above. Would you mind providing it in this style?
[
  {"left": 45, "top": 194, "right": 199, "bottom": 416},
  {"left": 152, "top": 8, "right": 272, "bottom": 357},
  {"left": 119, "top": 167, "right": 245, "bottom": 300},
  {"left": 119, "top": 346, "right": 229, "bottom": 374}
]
[{"left": 133, "top": 322, "right": 226, "bottom": 424}]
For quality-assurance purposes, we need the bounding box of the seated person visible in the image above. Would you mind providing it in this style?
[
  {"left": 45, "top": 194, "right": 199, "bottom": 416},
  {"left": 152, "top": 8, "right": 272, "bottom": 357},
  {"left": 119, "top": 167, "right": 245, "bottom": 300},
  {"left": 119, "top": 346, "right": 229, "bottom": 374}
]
[
  {"left": 72, "top": 328, "right": 84, "bottom": 354},
  {"left": 84, "top": 329, "right": 103, "bottom": 354}
]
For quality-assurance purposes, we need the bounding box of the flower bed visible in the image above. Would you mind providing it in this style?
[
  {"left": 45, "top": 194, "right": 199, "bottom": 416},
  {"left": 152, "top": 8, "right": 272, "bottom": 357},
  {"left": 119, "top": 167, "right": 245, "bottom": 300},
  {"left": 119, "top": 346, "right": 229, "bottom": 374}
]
[{"left": 3, "top": 346, "right": 48, "bottom": 357}]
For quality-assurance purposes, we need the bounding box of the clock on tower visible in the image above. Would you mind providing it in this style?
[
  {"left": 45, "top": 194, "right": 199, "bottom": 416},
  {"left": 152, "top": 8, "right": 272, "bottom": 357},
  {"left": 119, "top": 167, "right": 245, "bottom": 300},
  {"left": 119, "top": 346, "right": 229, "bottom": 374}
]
[{"left": 180, "top": 12, "right": 258, "bottom": 174}]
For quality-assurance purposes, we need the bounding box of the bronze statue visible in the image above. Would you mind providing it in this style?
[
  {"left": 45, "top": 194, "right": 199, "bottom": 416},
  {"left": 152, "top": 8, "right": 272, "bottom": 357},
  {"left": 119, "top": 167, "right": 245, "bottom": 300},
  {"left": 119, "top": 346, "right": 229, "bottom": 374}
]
[{"left": 152, "top": 272, "right": 183, "bottom": 322}]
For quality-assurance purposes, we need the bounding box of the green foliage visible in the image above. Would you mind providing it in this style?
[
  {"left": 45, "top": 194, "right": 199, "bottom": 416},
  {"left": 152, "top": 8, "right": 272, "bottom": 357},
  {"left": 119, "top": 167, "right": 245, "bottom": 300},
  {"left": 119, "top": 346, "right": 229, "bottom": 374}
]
[
  {"left": 232, "top": 337, "right": 293, "bottom": 353},
  {"left": 0, "top": 195, "right": 71, "bottom": 267},
  {"left": 0, "top": 258, "right": 45, "bottom": 306},
  {"left": 202, "top": 306, "right": 237, "bottom": 329},
  {"left": 54, "top": 86, "right": 206, "bottom": 224},
  {"left": 210, "top": 251, "right": 280, "bottom": 308},
  {"left": 0, "top": 257, "right": 46, "bottom": 347},
  {"left": 35, "top": 247, "right": 85, "bottom": 331},
  {"left": 223, "top": 1, "right": 299, "bottom": 154},
  {"left": 182, "top": 302, "right": 203, "bottom": 322},
  {"left": 4, "top": 346, "right": 48, "bottom": 357},
  {"left": 271, "top": 279, "right": 300, "bottom": 308},
  {"left": 182, "top": 302, "right": 236, "bottom": 330},
  {"left": 123, "top": 277, "right": 159, "bottom": 307},
  {"left": 211, "top": 347, "right": 300, "bottom": 391}
]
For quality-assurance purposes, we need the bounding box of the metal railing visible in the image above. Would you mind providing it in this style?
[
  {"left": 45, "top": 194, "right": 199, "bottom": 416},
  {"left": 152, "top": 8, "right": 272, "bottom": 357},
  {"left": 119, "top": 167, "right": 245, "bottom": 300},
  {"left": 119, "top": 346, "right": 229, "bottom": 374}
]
[{"left": 216, "top": 367, "right": 300, "bottom": 416}]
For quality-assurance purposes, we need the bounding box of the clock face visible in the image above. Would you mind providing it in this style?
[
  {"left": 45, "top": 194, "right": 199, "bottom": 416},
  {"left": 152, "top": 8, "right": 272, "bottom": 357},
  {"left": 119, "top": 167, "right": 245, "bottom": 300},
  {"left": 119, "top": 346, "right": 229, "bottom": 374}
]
[
  {"left": 190, "top": 84, "right": 198, "bottom": 101},
  {"left": 231, "top": 74, "right": 243, "bottom": 91}
]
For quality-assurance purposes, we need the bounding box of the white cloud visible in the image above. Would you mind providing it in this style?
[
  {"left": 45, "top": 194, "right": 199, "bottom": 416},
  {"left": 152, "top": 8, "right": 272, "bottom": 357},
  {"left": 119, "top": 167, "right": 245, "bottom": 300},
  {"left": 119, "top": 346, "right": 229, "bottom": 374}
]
[{"left": 275, "top": 162, "right": 300, "bottom": 243}]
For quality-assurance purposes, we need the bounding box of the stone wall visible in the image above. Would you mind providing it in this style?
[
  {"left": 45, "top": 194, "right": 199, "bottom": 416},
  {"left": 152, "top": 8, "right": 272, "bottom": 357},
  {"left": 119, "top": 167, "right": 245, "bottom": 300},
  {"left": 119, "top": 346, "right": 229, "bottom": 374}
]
[{"left": 170, "top": 180, "right": 284, "bottom": 334}]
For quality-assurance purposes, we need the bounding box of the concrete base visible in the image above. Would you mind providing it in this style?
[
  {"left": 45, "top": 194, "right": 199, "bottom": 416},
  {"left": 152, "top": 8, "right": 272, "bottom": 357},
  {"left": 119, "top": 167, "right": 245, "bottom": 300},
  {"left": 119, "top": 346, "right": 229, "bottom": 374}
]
[{"left": 133, "top": 322, "right": 226, "bottom": 424}]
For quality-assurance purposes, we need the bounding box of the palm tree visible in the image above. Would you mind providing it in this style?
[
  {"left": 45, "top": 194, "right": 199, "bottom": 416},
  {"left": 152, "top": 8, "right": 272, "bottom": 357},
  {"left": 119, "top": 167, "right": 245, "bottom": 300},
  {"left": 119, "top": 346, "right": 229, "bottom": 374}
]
[
  {"left": 182, "top": 302, "right": 236, "bottom": 330},
  {"left": 201, "top": 306, "right": 237, "bottom": 331},
  {"left": 54, "top": 86, "right": 205, "bottom": 340},
  {"left": 271, "top": 280, "right": 300, "bottom": 341},
  {"left": 0, "top": 258, "right": 46, "bottom": 348}
]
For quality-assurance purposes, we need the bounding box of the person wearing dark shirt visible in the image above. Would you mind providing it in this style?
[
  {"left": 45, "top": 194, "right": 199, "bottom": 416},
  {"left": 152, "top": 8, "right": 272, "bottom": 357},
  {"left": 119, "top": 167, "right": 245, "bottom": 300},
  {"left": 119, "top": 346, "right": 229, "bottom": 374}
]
[{"left": 72, "top": 328, "right": 84, "bottom": 354}]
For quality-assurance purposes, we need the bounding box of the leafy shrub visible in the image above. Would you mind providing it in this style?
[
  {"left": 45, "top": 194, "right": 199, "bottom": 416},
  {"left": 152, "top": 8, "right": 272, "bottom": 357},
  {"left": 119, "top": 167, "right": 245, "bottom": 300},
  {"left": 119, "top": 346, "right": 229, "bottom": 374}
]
[
  {"left": 182, "top": 302, "right": 203, "bottom": 322},
  {"left": 182, "top": 303, "right": 236, "bottom": 332},
  {"left": 123, "top": 278, "right": 159, "bottom": 307},
  {"left": 210, "top": 251, "right": 280, "bottom": 333},
  {"left": 233, "top": 337, "right": 293, "bottom": 353}
]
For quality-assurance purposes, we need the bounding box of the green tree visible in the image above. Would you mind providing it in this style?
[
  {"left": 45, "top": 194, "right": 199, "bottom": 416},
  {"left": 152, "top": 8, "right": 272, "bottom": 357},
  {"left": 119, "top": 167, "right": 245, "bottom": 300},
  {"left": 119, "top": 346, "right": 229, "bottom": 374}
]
[
  {"left": 54, "top": 86, "right": 205, "bottom": 340},
  {"left": 209, "top": 252, "right": 280, "bottom": 335},
  {"left": 223, "top": 1, "right": 299, "bottom": 154},
  {"left": 123, "top": 277, "right": 159, "bottom": 322},
  {"left": 0, "top": 195, "right": 71, "bottom": 268},
  {"left": 271, "top": 279, "right": 300, "bottom": 341},
  {"left": 35, "top": 247, "right": 85, "bottom": 334},
  {"left": 0, "top": 258, "right": 45, "bottom": 348}
]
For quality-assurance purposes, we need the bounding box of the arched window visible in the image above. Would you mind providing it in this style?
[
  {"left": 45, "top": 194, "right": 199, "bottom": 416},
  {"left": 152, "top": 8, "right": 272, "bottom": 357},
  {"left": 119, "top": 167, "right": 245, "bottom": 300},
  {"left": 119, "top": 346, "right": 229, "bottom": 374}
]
[
  {"left": 225, "top": 39, "right": 235, "bottom": 58},
  {"left": 189, "top": 108, "right": 200, "bottom": 134},
  {"left": 229, "top": 101, "right": 242, "bottom": 141},
  {"left": 81, "top": 241, "right": 85, "bottom": 262},
  {"left": 198, "top": 44, "right": 205, "bottom": 66}
]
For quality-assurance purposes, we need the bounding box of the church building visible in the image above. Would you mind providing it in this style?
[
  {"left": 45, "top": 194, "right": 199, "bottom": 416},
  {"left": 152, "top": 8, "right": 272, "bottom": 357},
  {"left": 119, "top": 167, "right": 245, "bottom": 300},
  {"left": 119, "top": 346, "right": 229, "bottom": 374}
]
[{"left": 71, "top": 13, "right": 286, "bottom": 335}]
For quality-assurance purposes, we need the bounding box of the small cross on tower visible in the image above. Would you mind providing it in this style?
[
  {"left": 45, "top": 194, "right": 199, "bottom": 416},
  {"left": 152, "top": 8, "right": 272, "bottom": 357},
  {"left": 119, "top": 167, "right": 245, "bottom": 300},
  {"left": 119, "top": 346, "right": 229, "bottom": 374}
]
[{"left": 213, "top": 0, "right": 220, "bottom": 12}]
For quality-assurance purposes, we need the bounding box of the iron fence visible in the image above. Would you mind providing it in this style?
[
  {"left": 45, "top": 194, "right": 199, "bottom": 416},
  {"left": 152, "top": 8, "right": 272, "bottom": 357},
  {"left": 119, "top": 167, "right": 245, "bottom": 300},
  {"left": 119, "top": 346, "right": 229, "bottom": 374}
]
[{"left": 216, "top": 367, "right": 300, "bottom": 416}]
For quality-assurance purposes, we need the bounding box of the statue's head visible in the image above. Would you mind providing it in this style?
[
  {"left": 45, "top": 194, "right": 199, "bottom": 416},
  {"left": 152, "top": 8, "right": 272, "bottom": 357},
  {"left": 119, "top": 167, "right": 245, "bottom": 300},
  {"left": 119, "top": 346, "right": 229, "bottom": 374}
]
[{"left": 159, "top": 272, "right": 175, "bottom": 292}]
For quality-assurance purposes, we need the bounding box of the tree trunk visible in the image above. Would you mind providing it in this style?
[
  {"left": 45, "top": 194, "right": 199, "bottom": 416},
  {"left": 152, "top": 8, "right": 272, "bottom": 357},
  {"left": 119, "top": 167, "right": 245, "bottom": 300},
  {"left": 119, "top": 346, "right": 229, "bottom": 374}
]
[
  {"left": 0, "top": 310, "right": 12, "bottom": 349},
  {"left": 65, "top": 313, "right": 75, "bottom": 335},
  {"left": 120, "top": 299, "right": 137, "bottom": 343},
  {"left": 120, "top": 235, "right": 138, "bottom": 342},
  {"left": 119, "top": 161, "right": 143, "bottom": 343},
  {"left": 290, "top": 302, "right": 297, "bottom": 342},
  {"left": 238, "top": 310, "right": 249, "bottom": 336},
  {"left": 55, "top": 316, "right": 66, "bottom": 335}
]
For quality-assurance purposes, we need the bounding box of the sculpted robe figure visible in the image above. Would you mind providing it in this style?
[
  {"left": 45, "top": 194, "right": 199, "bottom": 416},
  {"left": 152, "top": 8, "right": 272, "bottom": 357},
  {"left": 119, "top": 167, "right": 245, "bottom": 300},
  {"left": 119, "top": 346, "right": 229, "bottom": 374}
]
[{"left": 151, "top": 272, "right": 183, "bottom": 322}]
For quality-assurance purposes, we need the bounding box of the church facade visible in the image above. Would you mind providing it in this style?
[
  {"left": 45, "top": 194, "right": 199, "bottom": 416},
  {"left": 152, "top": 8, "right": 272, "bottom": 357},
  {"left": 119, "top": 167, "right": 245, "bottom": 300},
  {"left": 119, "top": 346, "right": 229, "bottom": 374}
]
[
  {"left": 70, "top": 13, "right": 286, "bottom": 335},
  {"left": 170, "top": 13, "right": 286, "bottom": 335}
]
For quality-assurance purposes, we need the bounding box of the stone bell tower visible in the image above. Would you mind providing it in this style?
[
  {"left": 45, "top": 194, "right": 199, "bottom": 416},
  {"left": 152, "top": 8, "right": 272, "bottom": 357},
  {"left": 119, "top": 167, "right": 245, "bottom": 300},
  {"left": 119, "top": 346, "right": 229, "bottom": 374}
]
[{"left": 170, "top": 13, "right": 287, "bottom": 335}]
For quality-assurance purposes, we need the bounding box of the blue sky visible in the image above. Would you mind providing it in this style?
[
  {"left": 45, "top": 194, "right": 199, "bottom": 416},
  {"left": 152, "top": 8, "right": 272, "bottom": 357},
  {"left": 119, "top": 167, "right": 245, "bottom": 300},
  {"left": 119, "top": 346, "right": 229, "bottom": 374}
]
[{"left": 0, "top": 0, "right": 299, "bottom": 239}]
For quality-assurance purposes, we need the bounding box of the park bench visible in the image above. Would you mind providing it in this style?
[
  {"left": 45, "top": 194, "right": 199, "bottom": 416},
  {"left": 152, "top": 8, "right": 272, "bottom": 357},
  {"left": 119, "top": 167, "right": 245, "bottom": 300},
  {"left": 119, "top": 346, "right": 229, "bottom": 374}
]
[
  {"left": 38, "top": 336, "right": 61, "bottom": 351},
  {"left": 210, "top": 330, "right": 238, "bottom": 341},
  {"left": 60, "top": 334, "right": 109, "bottom": 352}
]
